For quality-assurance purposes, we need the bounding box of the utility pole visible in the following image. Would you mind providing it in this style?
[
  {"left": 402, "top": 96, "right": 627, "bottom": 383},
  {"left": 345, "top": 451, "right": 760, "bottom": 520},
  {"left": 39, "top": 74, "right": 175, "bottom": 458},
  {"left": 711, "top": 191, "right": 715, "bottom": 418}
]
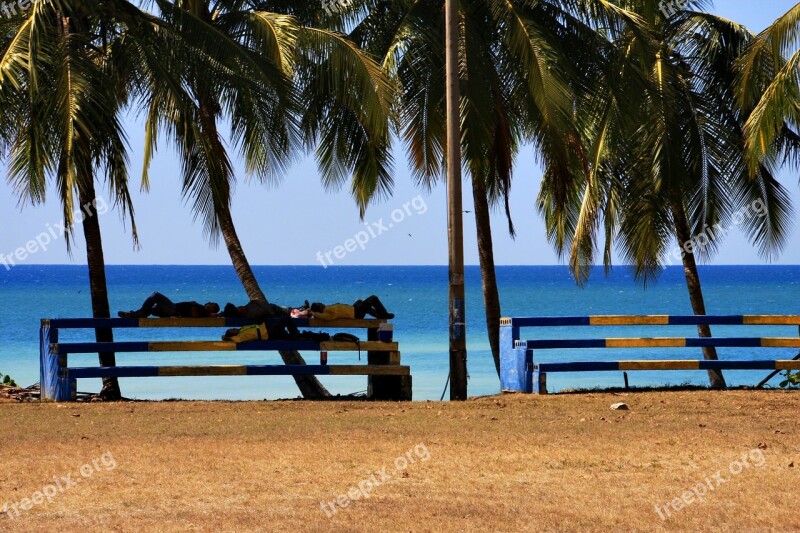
[{"left": 445, "top": 0, "right": 467, "bottom": 400}]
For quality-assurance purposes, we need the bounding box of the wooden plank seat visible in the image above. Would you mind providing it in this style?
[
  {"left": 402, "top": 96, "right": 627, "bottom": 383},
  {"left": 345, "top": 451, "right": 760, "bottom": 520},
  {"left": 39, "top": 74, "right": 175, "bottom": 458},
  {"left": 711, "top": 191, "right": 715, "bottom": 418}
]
[{"left": 52, "top": 340, "right": 399, "bottom": 354}]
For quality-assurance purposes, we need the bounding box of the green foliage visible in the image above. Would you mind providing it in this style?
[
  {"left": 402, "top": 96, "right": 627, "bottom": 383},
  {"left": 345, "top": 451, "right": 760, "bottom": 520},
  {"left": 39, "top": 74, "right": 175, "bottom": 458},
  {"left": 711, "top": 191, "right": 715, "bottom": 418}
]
[
  {"left": 346, "top": 0, "right": 628, "bottom": 233},
  {"left": 737, "top": 3, "right": 800, "bottom": 173},
  {"left": 140, "top": 0, "right": 395, "bottom": 232},
  {"left": 538, "top": 0, "right": 796, "bottom": 285},
  {"left": 779, "top": 370, "right": 800, "bottom": 389},
  {"left": 0, "top": 0, "right": 177, "bottom": 248},
  {"left": 0, "top": 372, "right": 17, "bottom": 388}
]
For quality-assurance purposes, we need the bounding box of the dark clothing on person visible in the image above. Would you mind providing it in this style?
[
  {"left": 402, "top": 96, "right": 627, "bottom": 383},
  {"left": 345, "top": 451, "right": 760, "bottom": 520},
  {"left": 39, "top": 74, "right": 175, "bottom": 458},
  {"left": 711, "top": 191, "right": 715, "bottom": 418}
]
[
  {"left": 119, "top": 292, "right": 214, "bottom": 318},
  {"left": 221, "top": 300, "right": 290, "bottom": 321},
  {"left": 353, "top": 295, "right": 394, "bottom": 319}
]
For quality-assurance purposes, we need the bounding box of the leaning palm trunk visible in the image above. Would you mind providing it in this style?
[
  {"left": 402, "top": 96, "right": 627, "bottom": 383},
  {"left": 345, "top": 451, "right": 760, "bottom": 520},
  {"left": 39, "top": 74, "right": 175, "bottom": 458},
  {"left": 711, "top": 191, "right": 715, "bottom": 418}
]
[
  {"left": 218, "top": 210, "right": 265, "bottom": 302},
  {"left": 201, "top": 108, "right": 331, "bottom": 399},
  {"left": 216, "top": 193, "right": 331, "bottom": 399},
  {"left": 195, "top": 96, "right": 330, "bottom": 399},
  {"left": 200, "top": 96, "right": 331, "bottom": 399},
  {"left": 78, "top": 176, "right": 122, "bottom": 400},
  {"left": 472, "top": 177, "right": 501, "bottom": 376},
  {"left": 672, "top": 204, "right": 727, "bottom": 390}
]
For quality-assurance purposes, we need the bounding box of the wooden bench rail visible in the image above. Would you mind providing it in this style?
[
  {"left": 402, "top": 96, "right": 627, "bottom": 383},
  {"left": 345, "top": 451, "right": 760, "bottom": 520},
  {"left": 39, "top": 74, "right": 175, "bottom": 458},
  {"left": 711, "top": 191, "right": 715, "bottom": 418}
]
[
  {"left": 500, "top": 315, "right": 800, "bottom": 327},
  {"left": 515, "top": 337, "right": 800, "bottom": 350},
  {"left": 52, "top": 340, "right": 399, "bottom": 354},
  {"left": 67, "top": 364, "right": 411, "bottom": 379},
  {"left": 536, "top": 360, "right": 800, "bottom": 372},
  {"left": 533, "top": 360, "right": 800, "bottom": 394},
  {"left": 43, "top": 317, "right": 387, "bottom": 329}
]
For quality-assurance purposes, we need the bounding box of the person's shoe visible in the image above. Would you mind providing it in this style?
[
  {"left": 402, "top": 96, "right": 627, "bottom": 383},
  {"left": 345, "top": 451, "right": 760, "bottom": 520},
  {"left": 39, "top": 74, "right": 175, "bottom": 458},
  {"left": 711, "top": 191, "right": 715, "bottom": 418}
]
[{"left": 382, "top": 312, "right": 395, "bottom": 319}]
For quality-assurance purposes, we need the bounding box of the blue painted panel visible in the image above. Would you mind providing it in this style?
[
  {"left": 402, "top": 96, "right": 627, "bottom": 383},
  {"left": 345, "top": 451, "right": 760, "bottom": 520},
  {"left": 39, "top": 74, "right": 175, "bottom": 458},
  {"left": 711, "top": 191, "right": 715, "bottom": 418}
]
[
  {"left": 245, "top": 365, "right": 332, "bottom": 376},
  {"left": 535, "top": 362, "right": 621, "bottom": 372},
  {"left": 500, "top": 348, "right": 533, "bottom": 392},
  {"left": 510, "top": 317, "right": 591, "bottom": 327},
  {"left": 68, "top": 366, "right": 161, "bottom": 378},
  {"left": 55, "top": 342, "right": 151, "bottom": 354},
  {"left": 500, "top": 324, "right": 530, "bottom": 392},
  {"left": 39, "top": 325, "right": 66, "bottom": 400},
  {"left": 523, "top": 339, "right": 607, "bottom": 349},
  {"left": 50, "top": 318, "right": 139, "bottom": 328},
  {"left": 698, "top": 360, "right": 778, "bottom": 370},
  {"left": 686, "top": 337, "right": 762, "bottom": 348}
]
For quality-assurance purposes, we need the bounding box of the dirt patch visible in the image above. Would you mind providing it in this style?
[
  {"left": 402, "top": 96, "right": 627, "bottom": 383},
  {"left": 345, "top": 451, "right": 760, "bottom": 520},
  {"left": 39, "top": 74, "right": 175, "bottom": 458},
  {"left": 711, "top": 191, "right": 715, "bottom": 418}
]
[{"left": 0, "top": 390, "right": 798, "bottom": 531}]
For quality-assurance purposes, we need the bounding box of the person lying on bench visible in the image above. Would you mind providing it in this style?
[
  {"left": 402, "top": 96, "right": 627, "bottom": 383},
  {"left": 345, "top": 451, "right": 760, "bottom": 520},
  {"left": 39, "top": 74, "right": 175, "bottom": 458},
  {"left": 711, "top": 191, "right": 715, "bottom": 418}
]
[
  {"left": 221, "top": 300, "right": 290, "bottom": 321},
  {"left": 118, "top": 292, "right": 220, "bottom": 318},
  {"left": 309, "top": 295, "right": 394, "bottom": 320}
]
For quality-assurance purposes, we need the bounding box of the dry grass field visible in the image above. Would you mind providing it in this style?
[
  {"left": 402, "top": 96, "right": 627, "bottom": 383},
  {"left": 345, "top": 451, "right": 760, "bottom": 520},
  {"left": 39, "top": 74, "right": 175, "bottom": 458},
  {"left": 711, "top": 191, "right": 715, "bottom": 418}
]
[{"left": 1, "top": 391, "right": 799, "bottom": 532}]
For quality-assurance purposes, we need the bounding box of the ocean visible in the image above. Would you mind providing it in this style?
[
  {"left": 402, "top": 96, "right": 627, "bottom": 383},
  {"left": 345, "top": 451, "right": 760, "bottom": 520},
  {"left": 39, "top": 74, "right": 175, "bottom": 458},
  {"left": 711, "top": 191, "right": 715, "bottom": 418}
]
[{"left": 1, "top": 265, "right": 799, "bottom": 400}]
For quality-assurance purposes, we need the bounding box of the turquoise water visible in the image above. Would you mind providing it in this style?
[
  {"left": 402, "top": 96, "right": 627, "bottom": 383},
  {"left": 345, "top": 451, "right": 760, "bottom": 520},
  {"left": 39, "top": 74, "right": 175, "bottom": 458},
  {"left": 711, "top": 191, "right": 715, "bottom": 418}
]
[{"left": 1, "top": 265, "right": 799, "bottom": 399}]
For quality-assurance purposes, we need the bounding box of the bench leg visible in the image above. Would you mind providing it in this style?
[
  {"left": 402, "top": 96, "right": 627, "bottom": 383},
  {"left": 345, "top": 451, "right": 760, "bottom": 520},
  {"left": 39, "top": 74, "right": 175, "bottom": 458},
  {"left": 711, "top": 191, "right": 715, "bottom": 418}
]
[
  {"left": 367, "top": 325, "right": 410, "bottom": 401},
  {"left": 67, "top": 377, "right": 77, "bottom": 401},
  {"left": 533, "top": 370, "right": 548, "bottom": 395},
  {"left": 370, "top": 374, "right": 411, "bottom": 401},
  {"left": 367, "top": 341, "right": 411, "bottom": 400}
]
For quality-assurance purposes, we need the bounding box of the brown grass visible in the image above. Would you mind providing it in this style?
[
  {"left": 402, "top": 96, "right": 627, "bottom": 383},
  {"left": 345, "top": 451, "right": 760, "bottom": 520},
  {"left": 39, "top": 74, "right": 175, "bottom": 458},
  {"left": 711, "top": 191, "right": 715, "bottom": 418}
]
[{"left": 1, "top": 391, "right": 799, "bottom": 532}]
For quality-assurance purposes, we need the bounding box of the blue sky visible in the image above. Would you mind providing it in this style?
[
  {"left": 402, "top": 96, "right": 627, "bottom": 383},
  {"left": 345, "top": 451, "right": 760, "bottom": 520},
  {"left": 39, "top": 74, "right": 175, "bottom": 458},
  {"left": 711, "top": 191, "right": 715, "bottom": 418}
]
[{"left": 1, "top": 0, "right": 798, "bottom": 267}]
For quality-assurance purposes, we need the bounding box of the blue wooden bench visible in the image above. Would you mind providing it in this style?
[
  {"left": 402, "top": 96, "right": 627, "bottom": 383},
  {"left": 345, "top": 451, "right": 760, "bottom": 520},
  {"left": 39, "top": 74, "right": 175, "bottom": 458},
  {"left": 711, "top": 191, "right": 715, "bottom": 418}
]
[
  {"left": 40, "top": 317, "right": 411, "bottom": 401},
  {"left": 499, "top": 315, "right": 800, "bottom": 394}
]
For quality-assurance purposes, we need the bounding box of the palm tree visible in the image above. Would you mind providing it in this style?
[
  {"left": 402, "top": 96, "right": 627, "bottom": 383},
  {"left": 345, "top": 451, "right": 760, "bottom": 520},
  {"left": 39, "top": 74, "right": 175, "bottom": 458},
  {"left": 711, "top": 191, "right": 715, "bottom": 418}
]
[
  {"left": 141, "top": 1, "right": 394, "bottom": 398},
  {"left": 345, "top": 0, "right": 626, "bottom": 378},
  {"left": 737, "top": 3, "right": 800, "bottom": 174},
  {"left": 0, "top": 1, "right": 170, "bottom": 400},
  {"left": 539, "top": 1, "right": 795, "bottom": 389}
]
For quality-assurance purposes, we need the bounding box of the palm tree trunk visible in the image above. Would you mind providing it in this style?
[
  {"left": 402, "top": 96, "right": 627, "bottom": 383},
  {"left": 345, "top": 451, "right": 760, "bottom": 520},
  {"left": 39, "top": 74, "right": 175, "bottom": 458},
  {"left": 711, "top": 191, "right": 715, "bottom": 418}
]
[
  {"left": 218, "top": 210, "right": 268, "bottom": 303},
  {"left": 672, "top": 203, "right": 727, "bottom": 389},
  {"left": 189, "top": 2, "right": 328, "bottom": 400},
  {"left": 217, "top": 210, "right": 331, "bottom": 399},
  {"left": 199, "top": 93, "right": 329, "bottom": 399},
  {"left": 472, "top": 177, "right": 501, "bottom": 376},
  {"left": 78, "top": 177, "right": 122, "bottom": 400}
]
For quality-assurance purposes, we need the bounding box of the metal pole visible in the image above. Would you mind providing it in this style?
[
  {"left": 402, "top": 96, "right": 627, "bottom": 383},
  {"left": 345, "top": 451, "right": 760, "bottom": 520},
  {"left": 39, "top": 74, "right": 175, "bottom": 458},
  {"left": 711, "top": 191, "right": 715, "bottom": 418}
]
[{"left": 445, "top": 0, "right": 467, "bottom": 400}]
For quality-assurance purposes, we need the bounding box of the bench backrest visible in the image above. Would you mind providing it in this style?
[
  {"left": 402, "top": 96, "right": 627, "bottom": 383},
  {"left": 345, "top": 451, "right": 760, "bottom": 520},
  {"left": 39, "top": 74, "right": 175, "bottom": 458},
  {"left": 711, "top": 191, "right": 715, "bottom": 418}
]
[
  {"left": 499, "top": 315, "right": 800, "bottom": 392},
  {"left": 40, "top": 317, "right": 390, "bottom": 400}
]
